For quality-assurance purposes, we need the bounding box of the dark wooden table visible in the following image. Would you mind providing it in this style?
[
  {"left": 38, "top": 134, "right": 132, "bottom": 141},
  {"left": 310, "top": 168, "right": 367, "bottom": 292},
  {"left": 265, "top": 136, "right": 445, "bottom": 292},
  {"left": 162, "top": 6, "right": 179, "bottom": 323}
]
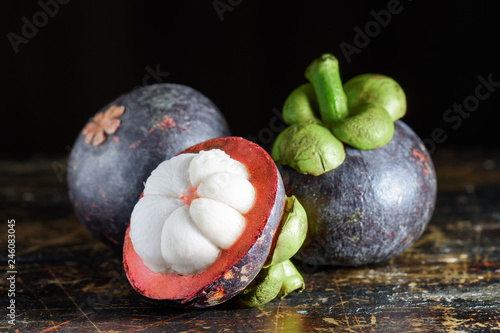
[{"left": 1, "top": 147, "right": 499, "bottom": 332}]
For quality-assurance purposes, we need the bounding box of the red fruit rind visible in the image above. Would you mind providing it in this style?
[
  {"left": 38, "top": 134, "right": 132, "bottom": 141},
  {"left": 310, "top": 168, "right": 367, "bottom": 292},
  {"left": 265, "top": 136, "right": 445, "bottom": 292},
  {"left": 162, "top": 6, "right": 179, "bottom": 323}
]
[{"left": 123, "top": 137, "right": 285, "bottom": 308}]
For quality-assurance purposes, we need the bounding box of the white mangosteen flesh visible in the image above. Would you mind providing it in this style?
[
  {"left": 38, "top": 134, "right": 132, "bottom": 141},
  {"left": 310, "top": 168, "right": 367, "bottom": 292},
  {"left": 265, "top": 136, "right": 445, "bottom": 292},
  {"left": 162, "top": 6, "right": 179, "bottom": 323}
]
[{"left": 130, "top": 149, "right": 256, "bottom": 276}]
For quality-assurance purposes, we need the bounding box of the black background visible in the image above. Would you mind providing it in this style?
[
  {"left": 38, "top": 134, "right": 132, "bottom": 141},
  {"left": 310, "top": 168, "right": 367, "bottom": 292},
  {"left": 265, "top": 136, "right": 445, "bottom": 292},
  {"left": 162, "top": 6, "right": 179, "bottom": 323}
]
[{"left": 1, "top": 0, "right": 499, "bottom": 158}]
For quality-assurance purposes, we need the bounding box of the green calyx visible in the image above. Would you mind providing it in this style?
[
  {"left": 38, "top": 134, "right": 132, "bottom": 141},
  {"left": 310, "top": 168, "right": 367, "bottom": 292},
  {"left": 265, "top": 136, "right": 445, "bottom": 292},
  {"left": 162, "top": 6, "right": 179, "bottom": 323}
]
[
  {"left": 332, "top": 103, "right": 394, "bottom": 150},
  {"left": 265, "top": 195, "right": 308, "bottom": 267},
  {"left": 239, "top": 196, "right": 307, "bottom": 307},
  {"left": 239, "top": 262, "right": 284, "bottom": 307},
  {"left": 272, "top": 53, "right": 407, "bottom": 175},
  {"left": 271, "top": 123, "right": 345, "bottom": 176},
  {"left": 344, "top": 73, "right": 406, "bottom": 122},
  {"left": 282, "top": 83, "right": 323, "bottom": 126}
]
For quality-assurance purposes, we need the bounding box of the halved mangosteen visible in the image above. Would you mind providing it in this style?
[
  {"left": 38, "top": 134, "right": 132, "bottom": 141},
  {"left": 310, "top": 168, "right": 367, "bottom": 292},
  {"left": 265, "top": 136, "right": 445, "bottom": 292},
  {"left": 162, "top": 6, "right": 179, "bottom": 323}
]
[
  {"left": 68, "top": 84, "right": 230, "bottom": 247},
  {"left": 123, "top": 137, "right": 307, "bottom": 308}
]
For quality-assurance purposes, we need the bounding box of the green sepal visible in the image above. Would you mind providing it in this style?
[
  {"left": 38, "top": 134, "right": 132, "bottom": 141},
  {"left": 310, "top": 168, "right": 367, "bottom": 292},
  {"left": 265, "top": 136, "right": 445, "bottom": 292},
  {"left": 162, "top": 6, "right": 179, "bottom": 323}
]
[
  {"left": 282, "top": 83, "right": 323, "bottom": 126},
  {"left": 265, "top": 195, "right": 308, "bottom": 267},
  {"left": 332, "top": 104, "right": 395, "bottom": 150},
  {"left": 239, "top": 196, "right": 308, "bottom": 307},
  {"left": 344, "top": 73, "right": 407, "bottom": 122},
  {"left": 279, "top": 260, "right": 305, "bottom": 298},
  {"left": 239, "top": 261, "right": 285, "bottom": 307},
  {"left": 239, "top": 260, "right": 306, "bottom": 307},
  {"left": 271, "top": 123, "right": 345, "bottom": 176}
]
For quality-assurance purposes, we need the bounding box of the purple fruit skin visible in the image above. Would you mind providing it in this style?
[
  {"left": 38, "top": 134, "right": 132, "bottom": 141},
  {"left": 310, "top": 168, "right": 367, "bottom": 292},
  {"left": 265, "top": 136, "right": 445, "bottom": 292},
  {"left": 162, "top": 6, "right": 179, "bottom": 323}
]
[
  {"left": 68, "top": 84, "right": 230, "bottom": 247},
  {"left": 278, "top": 121, "right": 437, "bottom": 266}
]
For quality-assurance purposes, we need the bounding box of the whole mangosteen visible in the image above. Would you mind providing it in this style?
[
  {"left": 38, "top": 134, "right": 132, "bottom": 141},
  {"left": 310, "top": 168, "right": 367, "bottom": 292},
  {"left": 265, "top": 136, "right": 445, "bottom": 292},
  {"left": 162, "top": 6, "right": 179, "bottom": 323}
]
[
  {"left": 279, "top": 121, "right": 436, "bottom": 266},
  {"left": 68, "top": 84, "right": 231, "bottom": 247},
  {"left": 272, "top": 54, "right": 437, "bottom": 266}
]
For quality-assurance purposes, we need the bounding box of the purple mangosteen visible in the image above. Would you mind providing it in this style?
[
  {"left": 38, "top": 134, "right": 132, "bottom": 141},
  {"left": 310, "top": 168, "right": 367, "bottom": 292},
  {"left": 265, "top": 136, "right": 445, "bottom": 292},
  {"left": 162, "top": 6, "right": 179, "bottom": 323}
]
[
  {"left": 68, "top": 83, "right": 231, "bottom": 247},
  {"left": 272, "top": 54, "right": 437, "bottom": 266}
]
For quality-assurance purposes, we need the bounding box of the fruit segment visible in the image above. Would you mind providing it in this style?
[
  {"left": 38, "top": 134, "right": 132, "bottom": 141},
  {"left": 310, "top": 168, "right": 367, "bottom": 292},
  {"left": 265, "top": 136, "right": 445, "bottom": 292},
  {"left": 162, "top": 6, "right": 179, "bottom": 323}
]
[
  {"left": 143, "top": 154, "right": 195, "bottom": 197},
  {"left": 161, "top": 206, "right": 220, "bottom": 275},
  {"left": 129, "top": 195, "right": 181, "bottom": 273},
  {"left": 189, "top": 149, "right": 249, "bottom": 187},
  {"left": 197, "top": 173, "right": 255, "bottom": 214},
  {"left": 190, "top": 198, "right": 246, "bottom": 249}
]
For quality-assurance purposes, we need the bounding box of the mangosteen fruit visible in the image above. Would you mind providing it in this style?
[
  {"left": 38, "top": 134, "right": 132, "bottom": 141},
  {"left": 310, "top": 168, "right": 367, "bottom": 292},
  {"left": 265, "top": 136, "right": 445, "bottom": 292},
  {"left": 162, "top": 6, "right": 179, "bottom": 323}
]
[
  {"left": 279, "top": 121, "right": 436, "bottom": 266},
  {"left": 68, "top": 84, "right": 231, "bottom": 247},
  {"left": 123, "top": 137, "right": 308, "bottom": 308},
  {"left": 272, "top": 54, "right": 437, "bottom": 266}
]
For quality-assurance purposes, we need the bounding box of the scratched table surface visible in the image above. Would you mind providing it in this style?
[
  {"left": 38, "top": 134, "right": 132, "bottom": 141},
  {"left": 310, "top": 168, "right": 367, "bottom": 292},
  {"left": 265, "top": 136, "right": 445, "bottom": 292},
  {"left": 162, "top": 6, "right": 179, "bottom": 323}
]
[{"left": 1, "top": 146, "right": 499, "bottom": 333}]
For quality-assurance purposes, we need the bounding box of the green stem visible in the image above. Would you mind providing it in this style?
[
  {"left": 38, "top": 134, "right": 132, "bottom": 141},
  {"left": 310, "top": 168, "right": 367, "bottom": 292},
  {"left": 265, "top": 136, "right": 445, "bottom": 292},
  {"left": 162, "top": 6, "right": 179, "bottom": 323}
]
[{"left": 305, "top": 54, "right": 348, "bottom": 126}]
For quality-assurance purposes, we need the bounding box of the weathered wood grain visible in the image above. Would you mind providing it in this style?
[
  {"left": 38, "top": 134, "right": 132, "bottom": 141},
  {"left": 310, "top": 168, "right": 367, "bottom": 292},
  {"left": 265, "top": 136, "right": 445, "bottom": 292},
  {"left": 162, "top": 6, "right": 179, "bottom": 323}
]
[{"left": 1, "top": 147, "right": 499, "bottom": 332}]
